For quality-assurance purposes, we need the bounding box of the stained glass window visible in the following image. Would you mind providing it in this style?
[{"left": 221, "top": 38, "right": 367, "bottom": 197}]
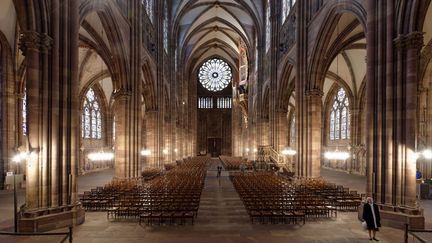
[
  {"left": 22, "top": 89, "right": 27, "bottom": 136},
  {"left": 141, "top": 0, "right": 153, "bottom": 23},
  {"left": 217, "top": 97, "right": 232, "bottom": 109},
  {"left": 329, "top": 88, "right": 350, "bottom": 140},
  {"left": 198, "top": 97, "right": 213, "bottom": 109},
  {"left": 198, "top": 58, "right": 232, "bottom": 92},
  {"left": 266, "top": 1, "right": 271, "bottom": 52},
  {"left": 82, "top": 88, "right": 102, "bottom": 139},
  {"left": 112, "top": 117, "right": 116, "bottom": 144},
  {"left": 290, "top": 115, "right": 295, "bottom": 145},
  {"left": 163, "top": 0, "right": 168, "bottom": 52}
]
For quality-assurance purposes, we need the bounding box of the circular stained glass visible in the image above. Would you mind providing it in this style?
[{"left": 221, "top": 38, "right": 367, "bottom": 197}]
[{"left": 198, "top": 58, "right": 232, "bottom": 92}]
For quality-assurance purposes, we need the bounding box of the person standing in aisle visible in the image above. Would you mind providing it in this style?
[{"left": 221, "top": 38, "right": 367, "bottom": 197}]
[{"left": 362, "top": 197, "right": 381, "bottom": 241}]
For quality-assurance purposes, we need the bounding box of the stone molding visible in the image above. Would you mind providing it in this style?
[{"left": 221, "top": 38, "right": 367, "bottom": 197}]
[
  {"left": 305, "top": 89, "right": 324, "bottom": 98},
  {"left": 112, "top": 89, "right": 132, "bottom": 101},
  {"left": 394, "top": 32, "right": 424, "bottom": 50},
  {"left": 19, "top": 31, "right": 53, "bottom": 55}
]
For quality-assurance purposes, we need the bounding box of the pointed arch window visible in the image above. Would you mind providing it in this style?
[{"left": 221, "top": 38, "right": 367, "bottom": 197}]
[
  {"left": 82, "top": 88, "right": 102, "bottom": 139},
  {"left": 22, "top": 89, "right": 27, "bottom": 136},
  {"left": 290, "top": 114, "right": 295, "bottom": 146},
  {"left": 163, "top": 0, "right": 169, "bottom": 52},
  {"left": 141, "top": 0, "right": 153, "bottom": 23},
  {"left": 265, "top": 1, "right": 271, "bottom": 52},
  {"left": 112, "top": 116, "right": 116, "bottom": 145},
  {"left": 329, "top": 88, "right": 350, "bottom": 140}
]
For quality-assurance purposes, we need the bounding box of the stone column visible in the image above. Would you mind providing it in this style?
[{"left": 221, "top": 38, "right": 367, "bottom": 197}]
[
  {"left": 276, "top": 109, "right": 289, "bottom": 152},
  {"left": 16, "top": 0, "right": 84, "bottom": 232},
  {"left": 364, "top": 0, "right": 424, "bottom": 228},
  {"left": 305, "top": 89, "right": 323, "bottom": 177},
  {"left": 143, "top": 110, "right": 158, "bottom": 167},
  {"left": 402, "top": 32, "right": 423, "bottom": 207}
]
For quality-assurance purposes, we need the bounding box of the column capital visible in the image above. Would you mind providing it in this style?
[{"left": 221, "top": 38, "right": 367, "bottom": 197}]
[
  {"left": 305, "top": 89, "right": 324, "bottom": 98},
  {"left": 405, "top": 31, "right": 424, "bottom": 49},
  {"left": 394, "top": 32, "right": 424, "bottom": 50},
  {"left": 19, "top": 31, "right": 53, "bottom": 55},
  {"left": 112, "top": 89, "right": 132, "bottom": 101}
]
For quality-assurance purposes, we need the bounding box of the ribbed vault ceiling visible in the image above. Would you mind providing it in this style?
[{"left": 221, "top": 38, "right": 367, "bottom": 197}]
[{"left": 173, "top": 0, "right": 263, "bottom": 72}]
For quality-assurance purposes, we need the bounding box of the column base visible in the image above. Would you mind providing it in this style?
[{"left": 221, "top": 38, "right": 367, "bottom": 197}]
[
  {"left": 358, "top": 203, "right": 424, "bottom": 230},
  {"left": 18, "top": 203, "right": 85, "bottom": 232}
]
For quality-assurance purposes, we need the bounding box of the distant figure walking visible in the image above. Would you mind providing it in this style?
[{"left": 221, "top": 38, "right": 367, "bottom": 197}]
[
  {"left": 217, "top": 165, "right": 222, "bottom": 177},
  {"left": 362, "top": 197, "right": 381, "bottom": 241}
]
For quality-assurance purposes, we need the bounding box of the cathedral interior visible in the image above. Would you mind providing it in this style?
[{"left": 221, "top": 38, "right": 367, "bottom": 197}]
[{"left": 0, "top": 0, "right": 432, "bottom": 242}]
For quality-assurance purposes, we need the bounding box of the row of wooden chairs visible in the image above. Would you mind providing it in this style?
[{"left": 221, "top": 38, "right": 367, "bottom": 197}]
[
  {"left": 220, "top": 156, "right": 252, "bottom": 170},
  {"left": 230, "top": 172, "right": 350, "bottom": 224},
  {"left": 79, "top": 157, "right": 210, "bottom": 225}
]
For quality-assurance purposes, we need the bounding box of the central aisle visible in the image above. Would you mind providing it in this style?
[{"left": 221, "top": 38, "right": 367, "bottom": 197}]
[{"left": 194, "top": 158, "right": 250, "bottom": 228}]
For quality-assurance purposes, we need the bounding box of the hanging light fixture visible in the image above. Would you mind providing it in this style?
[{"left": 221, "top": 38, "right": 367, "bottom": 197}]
[
  {"left": 324, "top": 150, "right": 350, "bottom": 160},
  {"left": 88, "top": 150, "right": 114, "bottom": 161},
  {"left": 141, "top": 149, "right": 151, "bottom": 156}
]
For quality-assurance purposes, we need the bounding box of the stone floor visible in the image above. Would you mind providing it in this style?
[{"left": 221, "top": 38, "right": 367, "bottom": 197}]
[{"left": 0, "top": 161, "right": 425, "bottom": 242}]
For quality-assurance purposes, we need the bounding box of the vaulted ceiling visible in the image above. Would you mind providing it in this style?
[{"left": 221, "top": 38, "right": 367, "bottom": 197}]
[{"left": 173, "top": 0, "right": 263, "bottom": 73}]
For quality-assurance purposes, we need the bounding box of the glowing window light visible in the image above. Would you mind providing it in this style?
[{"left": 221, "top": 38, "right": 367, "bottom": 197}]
[{"left": 198, "top": 58, "right": 232, "bottom": 92}]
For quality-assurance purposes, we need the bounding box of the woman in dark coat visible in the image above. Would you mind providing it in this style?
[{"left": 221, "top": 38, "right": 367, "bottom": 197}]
[{"left": 362, "top": 197, "right": 381, "bottom": 241}]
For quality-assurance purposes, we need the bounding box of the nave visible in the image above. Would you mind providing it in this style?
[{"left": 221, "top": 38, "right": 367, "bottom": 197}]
[{"left": 0, "top": 159, "right": 406, "bottom": 243}]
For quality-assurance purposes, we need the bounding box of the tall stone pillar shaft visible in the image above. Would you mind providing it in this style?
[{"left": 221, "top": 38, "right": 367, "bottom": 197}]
[
  {"left": 143, "top": 110, "right": 158, "bottom": 167},
  {"left": 276, "top": 110, "right": 289, "bottom": 152},
  {"left": 15, "top": 0, "right": 84, "bottom": 232},
  {"left": 305, "top": 90, "right": 323, "bottom": 177}
]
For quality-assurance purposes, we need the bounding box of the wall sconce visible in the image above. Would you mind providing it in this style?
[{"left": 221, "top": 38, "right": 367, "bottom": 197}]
[
  {"left": 162, "top": 149, "right": 169, "bottom": 155},
  {"left": 12, "top": 152, "right": 29, "bottom": 163},
  {"left": 421, "top": 149, "right": 432, "bottom": 159}
]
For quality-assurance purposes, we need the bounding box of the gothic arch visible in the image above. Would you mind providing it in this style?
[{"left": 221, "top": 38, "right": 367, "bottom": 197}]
[
  {"left": 79, "top": 0, "right": 129, "bottom": 91},
  {"left": 308, "top": 1, "right": 367, "bottom": 91},
  {"left": 79, "top": 82, "right": 110, "bottom": 142}
]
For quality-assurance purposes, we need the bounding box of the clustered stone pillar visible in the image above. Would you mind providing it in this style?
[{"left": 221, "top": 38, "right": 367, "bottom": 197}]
[
  {"left": 15, "top": 0, "right": 84, "bottom": 232},
  {"left": 112, "top": 91, "right": 140, "bottom": 178},
  {"left": 365, "top": 0, "right": 424, "bottom": 228},
  {"left": 276, "top": 109, "right": 289, "bottom": 153},
  {"left": 112, "top": 0, "right": 143, "bottom": 179}
]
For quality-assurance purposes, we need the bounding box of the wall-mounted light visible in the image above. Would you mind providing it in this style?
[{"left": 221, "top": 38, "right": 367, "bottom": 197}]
[
  {"left": 421, "top": 149, "right": 432, "bottom": 159},
  {"left": 163, "top": 149, "right": 169, "bottom": 155},
  {"left": 12, "top": 152, "right": 29, "bottom": 163},
  {"left": 253, "top": 148, "right": 257, "bottom": 153},
  {"left": 174, "top": 148, "right": 178, "bottom": 153},
  {"left": 245, "top": 148, "right": 250, "bottom": 152},
  {"left": 141, "top": 149, "right": 151, "bottom": 156}
]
